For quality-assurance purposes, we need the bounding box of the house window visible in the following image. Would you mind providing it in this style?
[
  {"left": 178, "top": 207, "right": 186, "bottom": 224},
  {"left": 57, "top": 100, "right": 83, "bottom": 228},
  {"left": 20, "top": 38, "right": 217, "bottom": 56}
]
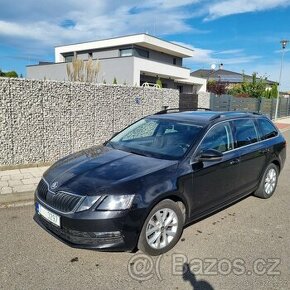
[
  {"left": 173, "top": 58, "right": 177, "bottom": 65},
  {"left": 135, "top": 48, "right": 149, "bottom": 58},
  {"left": 64, "top": 55, "right": 74, "bottom": 62},
  {"left": 120, "top": 48, "right": 133, "bottom": 57}
]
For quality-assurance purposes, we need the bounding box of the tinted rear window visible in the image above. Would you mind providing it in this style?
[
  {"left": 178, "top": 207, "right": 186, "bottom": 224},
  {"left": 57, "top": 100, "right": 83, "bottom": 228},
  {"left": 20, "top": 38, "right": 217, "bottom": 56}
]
[
  {"left": 233, "top": 119, "right": 258, "bottom": 148},
  {"left": 257, "top": 118, "right": 278, "bottom": 140}
]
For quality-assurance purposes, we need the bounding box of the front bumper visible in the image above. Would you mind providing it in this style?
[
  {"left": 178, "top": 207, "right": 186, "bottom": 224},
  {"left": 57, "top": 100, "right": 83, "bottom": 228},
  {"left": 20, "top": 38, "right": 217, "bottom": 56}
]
[{"left": 34, "top": 198, "right": 146, "bottom": 252}]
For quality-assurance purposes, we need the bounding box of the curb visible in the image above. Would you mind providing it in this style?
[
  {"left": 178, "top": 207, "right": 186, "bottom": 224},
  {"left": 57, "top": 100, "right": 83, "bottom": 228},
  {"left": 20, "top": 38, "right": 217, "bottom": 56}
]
[{"left": 0, "top": 191, "right": 34, "bottom": 209}]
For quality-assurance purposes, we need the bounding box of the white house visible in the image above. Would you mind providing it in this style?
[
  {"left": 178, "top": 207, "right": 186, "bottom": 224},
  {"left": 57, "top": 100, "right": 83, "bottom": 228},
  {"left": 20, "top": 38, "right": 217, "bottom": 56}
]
[{"left": 27, "top": 33, "right": 206, "bottom": 93}]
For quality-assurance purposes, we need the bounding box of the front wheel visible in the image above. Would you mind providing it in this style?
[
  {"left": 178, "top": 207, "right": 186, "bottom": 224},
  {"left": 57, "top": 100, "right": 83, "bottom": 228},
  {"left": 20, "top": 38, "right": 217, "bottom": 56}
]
[
  {"left": 138, "top": 199, "right": 184, "bottom": 256},
  {"left": 254, "top": 163, "right": 279, "bottom": 199}
]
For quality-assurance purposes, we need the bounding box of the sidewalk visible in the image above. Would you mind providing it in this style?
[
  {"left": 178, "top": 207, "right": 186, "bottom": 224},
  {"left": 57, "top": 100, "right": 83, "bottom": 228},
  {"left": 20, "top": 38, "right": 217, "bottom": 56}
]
[
  {"left": 0, "top": 166, "right": 48, "bottom": 207},
  {"left": 1, "top": 117, "right": 290, "bottom": 207},
  {"left": 275, "top": 117, "right": 290, "bottom": 131}
]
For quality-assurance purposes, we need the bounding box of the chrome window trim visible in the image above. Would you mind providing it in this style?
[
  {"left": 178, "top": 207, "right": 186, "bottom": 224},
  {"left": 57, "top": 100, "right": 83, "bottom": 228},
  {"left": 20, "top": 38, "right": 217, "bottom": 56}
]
[
  {"left": 190, "top": 117, "right": 280, "bottom": 164},
  {"left": 36, "top": 178, "right": 85, "bottom": 215}
]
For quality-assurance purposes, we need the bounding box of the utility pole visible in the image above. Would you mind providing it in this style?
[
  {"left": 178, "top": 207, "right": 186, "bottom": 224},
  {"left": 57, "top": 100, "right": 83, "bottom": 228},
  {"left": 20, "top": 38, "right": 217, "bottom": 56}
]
[{"left": 274, "top": 40, "right": 289, "bottom": 120}]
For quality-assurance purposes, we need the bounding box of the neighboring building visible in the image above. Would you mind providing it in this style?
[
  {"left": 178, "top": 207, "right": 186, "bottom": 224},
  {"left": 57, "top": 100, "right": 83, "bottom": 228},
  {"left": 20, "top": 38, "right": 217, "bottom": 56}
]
[
  {"left": 191, "top": 68, "right": 277, "bottom": 89},
  {"left": 27, "top": 33, "right": 206, "bottom": 93}
]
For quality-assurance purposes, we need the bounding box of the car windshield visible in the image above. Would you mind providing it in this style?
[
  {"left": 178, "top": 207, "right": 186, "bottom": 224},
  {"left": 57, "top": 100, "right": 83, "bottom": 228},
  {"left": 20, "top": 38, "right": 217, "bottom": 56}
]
[{"left": 107, "top": 117, "right": 203, "bottom": 160}]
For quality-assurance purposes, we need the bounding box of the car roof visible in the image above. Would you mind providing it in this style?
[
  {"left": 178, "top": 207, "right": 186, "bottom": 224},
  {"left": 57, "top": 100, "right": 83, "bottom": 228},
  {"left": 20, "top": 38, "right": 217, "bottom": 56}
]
[{"left": 148, "top": 110, "right": 264, "bottom": 126}]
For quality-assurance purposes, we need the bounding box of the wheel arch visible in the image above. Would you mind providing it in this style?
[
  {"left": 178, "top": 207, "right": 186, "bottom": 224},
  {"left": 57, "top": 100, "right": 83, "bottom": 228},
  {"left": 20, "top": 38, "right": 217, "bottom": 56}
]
[{"left": 271, "top": 159, "right": 281, "bottom": 173}]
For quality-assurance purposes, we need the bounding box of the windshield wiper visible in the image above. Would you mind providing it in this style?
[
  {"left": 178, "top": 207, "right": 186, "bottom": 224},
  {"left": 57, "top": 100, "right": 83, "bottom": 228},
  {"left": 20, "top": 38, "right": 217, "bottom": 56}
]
[
  {"left": 106, "top": 141, "right": 116, "bottom": 149},
  {"left": 127, "top": 149, "right": 149, "bottom": 157}
]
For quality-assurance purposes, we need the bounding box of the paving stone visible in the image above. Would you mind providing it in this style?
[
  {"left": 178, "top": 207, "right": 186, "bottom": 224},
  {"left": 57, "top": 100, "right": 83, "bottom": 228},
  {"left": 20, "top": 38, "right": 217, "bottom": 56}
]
[
  {"left": 21, "top": 173, "right": 34, "bottom": 179},
  {"left": 1, "top": 187, "right": 13, "bottom": 194},
  {"left": 0, "top": 181, "right": 9, "bottom": 187},
  {"left": 8, "top": 180, "right": 23, "bottom": 187},
  {"left": 12, "top": 184, "right": 37, "bottom": 193},
  {"left": 10, "top": 174, "right": 26, "bottom": 180},
  {"left": 22, "top": 178, "right": 41, "bottom": 185},
  {"left": 0, "top": 169, "right": 21, "bottom": 177},
  {"left": 0, "top": 175, "right": 10, "bottom": 181},
  {"left": 31, "top": 172, "right": 45, "bottom": 178}
]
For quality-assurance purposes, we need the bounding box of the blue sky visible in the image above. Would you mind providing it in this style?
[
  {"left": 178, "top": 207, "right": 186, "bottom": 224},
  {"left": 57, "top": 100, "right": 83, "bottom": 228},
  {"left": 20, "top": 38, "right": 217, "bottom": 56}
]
[{"left": 0, "top": 0, "right": 290, "bottom": 90}]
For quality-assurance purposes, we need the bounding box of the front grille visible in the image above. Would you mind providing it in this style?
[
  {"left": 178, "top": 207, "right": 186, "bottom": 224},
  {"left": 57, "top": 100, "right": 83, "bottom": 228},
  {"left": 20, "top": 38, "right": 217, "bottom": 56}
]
[
  {"left": 37, "top": 179, "right": 48, "bottom": 201},
  {"left": 36, "top": 179, "right": 82, "bottom": 213}
]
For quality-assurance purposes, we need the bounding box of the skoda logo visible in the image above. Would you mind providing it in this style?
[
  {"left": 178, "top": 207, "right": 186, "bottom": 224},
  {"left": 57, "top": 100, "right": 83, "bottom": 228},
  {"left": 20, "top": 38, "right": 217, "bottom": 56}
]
[{"left": 51, "top": 182, "right": 58, "bottom": 190}]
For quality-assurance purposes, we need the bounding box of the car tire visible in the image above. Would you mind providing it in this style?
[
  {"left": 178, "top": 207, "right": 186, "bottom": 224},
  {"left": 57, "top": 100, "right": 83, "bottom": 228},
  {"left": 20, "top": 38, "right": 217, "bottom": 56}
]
[
  {"left": 254, "top": 163, "right": 279, "bottom": 199},
  {"left": 138, "top": 199, "right": 184, "bottom": 256}
]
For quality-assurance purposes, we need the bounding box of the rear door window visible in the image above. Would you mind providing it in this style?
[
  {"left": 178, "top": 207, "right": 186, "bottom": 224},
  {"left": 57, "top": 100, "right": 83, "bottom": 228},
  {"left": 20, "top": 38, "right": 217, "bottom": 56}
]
[
  {"left": 257, "top": 118, "right": 278, "bottom": 140},
  {"left": 233, "top": 119, "right": 258, "bottom": 148}
]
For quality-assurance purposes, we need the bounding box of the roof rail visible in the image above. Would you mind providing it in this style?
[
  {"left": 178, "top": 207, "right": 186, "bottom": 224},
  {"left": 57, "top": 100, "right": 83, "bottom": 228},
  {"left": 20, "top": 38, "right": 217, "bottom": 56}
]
[
  {"left": 154, "top": 107, "right": 212, "bottom": 115},
  {"left": 209, "top": 111, "right": 261, "bottom": 121},
  {"left": 196, "top": 107, "right": 212, "bottom": 111}
]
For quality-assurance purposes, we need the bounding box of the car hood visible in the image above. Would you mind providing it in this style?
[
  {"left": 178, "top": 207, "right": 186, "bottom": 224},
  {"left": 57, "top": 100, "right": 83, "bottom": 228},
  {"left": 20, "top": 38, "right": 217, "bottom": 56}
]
[{"left": 43, "top": 145, "right": 178, "bottom": 195}]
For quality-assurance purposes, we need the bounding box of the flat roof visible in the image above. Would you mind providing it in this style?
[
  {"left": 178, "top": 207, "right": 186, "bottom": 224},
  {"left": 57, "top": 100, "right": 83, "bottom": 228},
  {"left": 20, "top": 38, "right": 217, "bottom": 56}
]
[{"left": 55, "top": 33, "right": 194, "bottom": 58}]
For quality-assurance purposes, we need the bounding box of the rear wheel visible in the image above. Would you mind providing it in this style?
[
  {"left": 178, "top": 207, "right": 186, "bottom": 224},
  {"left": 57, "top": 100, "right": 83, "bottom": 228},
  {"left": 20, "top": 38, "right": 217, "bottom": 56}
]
[
  {"left": 254, "top": 163, "right": 279, "bottom": 199},
  {"left": 138, "top": 199, "right": 184, "bottom": 256}
]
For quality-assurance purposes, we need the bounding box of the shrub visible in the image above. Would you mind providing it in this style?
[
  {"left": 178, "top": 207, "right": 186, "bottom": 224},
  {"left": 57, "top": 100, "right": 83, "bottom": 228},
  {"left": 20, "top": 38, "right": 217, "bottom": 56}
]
[
  {"left": 66, "top": 57, "right": 100, "bottom": 82},
  {"left": 207, "top": 80, "right": 227, "bottom": 95},
  {"left": 0, "top": 69, "right": 18, "bottom": 78},
  {"left": 156, "top": 77, "right": 162, "bottom": 88}
]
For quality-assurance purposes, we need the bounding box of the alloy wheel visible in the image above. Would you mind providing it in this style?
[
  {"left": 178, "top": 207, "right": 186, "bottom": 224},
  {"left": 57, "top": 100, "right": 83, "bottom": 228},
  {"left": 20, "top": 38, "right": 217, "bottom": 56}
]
[
  {"left": 264, "top": 168, "right": 277, "bottom": 195},
  {"left": 145, "top": 208, "right": 178, "bottom": 249}
]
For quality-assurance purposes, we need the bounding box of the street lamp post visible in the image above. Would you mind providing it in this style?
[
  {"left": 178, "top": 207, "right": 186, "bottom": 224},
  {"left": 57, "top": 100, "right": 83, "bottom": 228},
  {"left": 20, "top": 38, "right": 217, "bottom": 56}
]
[{"left": 274, "top": 39, "right": 289, "bottom": 120}]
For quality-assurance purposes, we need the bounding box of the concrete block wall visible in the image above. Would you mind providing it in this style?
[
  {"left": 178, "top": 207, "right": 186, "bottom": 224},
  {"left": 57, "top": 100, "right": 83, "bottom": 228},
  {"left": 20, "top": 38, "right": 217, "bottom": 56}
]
[{"left": 0, "top": 78, "right": 179, "bottom": 167}]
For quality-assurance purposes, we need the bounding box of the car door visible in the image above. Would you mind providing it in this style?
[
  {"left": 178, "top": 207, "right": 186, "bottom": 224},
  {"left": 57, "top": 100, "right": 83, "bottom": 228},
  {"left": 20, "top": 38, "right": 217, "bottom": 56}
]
[
  {"left": 189, "top": 121, "right": 240, "bottom": 216},
  {"left": 232, "top": 118, "right": 268, "bottom": 195}
]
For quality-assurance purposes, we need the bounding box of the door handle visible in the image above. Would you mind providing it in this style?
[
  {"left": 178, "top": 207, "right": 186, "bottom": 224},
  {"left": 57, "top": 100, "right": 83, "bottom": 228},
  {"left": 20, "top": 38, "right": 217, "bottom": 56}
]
[{"left": 229, "top": 158, "right": 240, "bottom": 165}]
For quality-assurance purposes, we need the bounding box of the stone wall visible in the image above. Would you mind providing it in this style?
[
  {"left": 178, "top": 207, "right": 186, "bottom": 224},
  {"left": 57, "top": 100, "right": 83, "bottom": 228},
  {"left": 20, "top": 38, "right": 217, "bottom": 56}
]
[
  {"left": 0, "top": 78, "right": 179, "bottom": 167},
  {"left": 197, "top": 91, "right": 211, "bottom": 109}
]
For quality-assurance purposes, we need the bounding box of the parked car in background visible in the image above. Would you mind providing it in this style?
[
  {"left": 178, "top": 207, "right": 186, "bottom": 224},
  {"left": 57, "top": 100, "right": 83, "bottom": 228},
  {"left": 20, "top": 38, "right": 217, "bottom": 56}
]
[{"left": 34, "top": 110, "right": 286, "bottom": 255}]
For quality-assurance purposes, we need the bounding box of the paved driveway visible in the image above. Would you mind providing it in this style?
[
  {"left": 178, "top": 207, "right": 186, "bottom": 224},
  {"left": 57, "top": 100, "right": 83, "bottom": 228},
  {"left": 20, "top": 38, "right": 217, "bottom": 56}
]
[{"left": 1, "top": 131, "right": 289, "bottom": 290}]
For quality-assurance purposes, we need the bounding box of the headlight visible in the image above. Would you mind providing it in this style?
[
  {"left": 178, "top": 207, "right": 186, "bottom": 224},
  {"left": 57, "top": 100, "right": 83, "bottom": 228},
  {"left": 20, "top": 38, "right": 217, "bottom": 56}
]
[
  {"left": 97, "top": 194, "right": 135, "bottom": 210},
  {"left": 76, "top": 196, "right": 101, "bottom": 212}
]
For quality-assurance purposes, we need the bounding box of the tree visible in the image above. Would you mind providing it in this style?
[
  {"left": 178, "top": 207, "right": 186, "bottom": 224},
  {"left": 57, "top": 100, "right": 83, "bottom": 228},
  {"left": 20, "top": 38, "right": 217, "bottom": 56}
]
[
  {"left": 228, "top": 73, "right": 268, "bottom": 98},
  {"left": 0, "top": 69, "right": 18, "bottom": 78},
  {"left": 5, "top": 71, "right": 18, "bottom": 78},
  {"left": 207, "top": 80, "right": 227, "bottom": 95},
  {"left": 113, "top": 77, "right": 117, "bottom": 84},
  {"left": 270, "top": 83, "right": 278, "bottom": 98}
]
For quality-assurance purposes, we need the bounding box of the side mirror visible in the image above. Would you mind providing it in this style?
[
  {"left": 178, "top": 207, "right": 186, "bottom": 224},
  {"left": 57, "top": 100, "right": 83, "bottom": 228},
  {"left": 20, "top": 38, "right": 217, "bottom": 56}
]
[{"left": 197, "top": 149, "right": 223, "bottom": 162}]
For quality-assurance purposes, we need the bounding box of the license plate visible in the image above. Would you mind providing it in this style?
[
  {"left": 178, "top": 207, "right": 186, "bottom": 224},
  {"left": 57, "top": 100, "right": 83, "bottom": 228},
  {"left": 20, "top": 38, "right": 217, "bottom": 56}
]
[{"left": 36, "top": 203, "right": 60, "bottom": 227}]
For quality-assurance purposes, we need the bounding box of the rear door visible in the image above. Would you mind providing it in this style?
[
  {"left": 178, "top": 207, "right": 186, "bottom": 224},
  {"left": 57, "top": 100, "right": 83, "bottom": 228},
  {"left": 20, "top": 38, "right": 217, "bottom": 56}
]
[{"left": 232, "top": 118, "right": 267, "bottom": 194}]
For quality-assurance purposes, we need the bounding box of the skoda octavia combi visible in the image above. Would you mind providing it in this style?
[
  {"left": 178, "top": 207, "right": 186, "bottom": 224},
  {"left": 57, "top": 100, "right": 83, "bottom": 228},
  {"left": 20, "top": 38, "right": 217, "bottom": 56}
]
[{"left": 34, "top": 110, "right": 286, "bottom": 255}]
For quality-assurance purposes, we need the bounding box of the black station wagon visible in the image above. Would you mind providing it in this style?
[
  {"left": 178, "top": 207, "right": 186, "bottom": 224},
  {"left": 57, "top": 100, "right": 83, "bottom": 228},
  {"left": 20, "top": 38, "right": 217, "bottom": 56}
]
[{"left": 34, "top": 110, "right": 286, "bottom": 255}]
